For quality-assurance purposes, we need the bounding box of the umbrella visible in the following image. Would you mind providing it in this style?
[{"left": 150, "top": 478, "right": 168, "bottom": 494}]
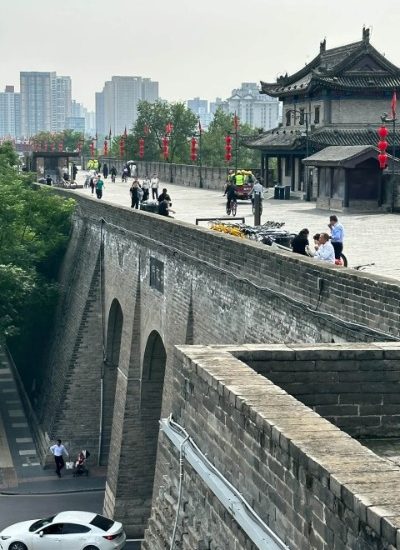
[{"left": 126, "top": 160, "right": 136, "bottom": 165}]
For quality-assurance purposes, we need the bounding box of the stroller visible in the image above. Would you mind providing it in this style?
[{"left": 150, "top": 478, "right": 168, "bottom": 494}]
[{"left": 73, "top": 449, "right": 90, "bottom": 477}]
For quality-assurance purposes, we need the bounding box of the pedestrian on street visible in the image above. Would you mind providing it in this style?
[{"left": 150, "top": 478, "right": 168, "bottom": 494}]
[
  {"left": 130, "top": 180, "right": 141, "bottom": 209},
  {"left": 158, "top": 199, "right": 175, "bottom": 217},
  {"left": 89, "top": 175, "right": 96, "bottom": 194},
  {"left": 292, "top": 228, "right": 310, "bottom": 256},
  {"left": 103, "top": 163, "right": 109, "bottom": 179},
  {"left": 96, "top": 176, "right": 104, "bottom": 199},
  {"left": 50, "top": 439, "right": 69, "bottom": 478},
  {"left": 328, "top": 215, "right": 345, "bottom": 260},
  {"left": 151, "top": 174, "right": 159, "bottom": 199},
  {"left": 142, "top": 175, "right": 150, "bottom": 201},
  {"left": 72, "top": 163, "right": 78, "bottom": 181}
]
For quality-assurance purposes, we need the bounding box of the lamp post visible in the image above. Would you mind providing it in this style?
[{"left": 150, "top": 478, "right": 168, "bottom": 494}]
[{"left": 287, "top": 108, "right": 311, "bottom": 201}]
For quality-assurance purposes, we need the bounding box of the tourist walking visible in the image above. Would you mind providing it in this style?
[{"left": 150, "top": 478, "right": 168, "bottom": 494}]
[
  {"left": 50, "top": 439, "right": 69, "bottom": 478},
  {"left": 151, "top": 174, "right": 159, "bottom": 199},
  {"left": 110, "top": 166, "right": 117, "bottom": 182},
  {"left": 328, "top": 215, "right": 345, "bottom": 260},
  {"left": 142, "top": 175, "right": 150, "bottom": 201},
  {"left": 102, "top": 163, "right": 109, "bottom": 179},
  {"left": 122, "top": 166, "right": 129, "bottom": 182},
  {"left": 130, "top": 180, "right": 141, "bottom": 209},
  {"left": 96, "top": 176, "right": 104, "bottom": 199},
  {"left": 89, "top": 174, "right": 96, "bottom": 194}
]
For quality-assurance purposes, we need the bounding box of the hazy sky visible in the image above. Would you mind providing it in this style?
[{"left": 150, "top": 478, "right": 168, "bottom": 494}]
[{"left": 2, "top": 0, "right": 400, "bottom": 111}]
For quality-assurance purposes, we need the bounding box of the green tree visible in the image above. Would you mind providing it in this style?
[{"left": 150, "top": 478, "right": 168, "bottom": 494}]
[
  {"left": 129, "top": 100, "right": 198, "bottom": 163},
  {"left": 201, "top": 109, "right": 261, "bottom": 169},
  {"left": 0, "top": 141, "right": 75, "bottom": 341}
]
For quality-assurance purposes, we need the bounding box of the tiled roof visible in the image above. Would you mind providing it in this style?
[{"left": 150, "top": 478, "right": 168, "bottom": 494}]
[
  {"left": 245, "top": 129, "right": 304, "bottom": 149},
  {"left": 303, "top": 145, "right": 375, "bottom": 163},
  {"left": 247, "top": 126, "right": 400, "bottom": 151},
  {"left": 315, "top": 75, "right": 400, "bottom": 89}
]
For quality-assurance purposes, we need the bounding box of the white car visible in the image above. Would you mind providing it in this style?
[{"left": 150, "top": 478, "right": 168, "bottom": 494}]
[{"left": 0, "top": 511, "right": 126, "bottom": 550}]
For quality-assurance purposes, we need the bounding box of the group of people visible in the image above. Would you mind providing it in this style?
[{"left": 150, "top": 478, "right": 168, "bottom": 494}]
[
  {"left": 291, "top": 215, "right": 345, "bottom": 263},
  {"left": 129, "top": 177, "right": 175, "bottom": 216}
]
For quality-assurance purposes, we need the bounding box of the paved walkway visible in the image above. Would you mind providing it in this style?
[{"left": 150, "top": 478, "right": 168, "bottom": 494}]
[
  {"left": 75, "top": 174, "right": 400, "bottom": 283},
  {"left": 0, "top": 347, "right": 106, "bottom": 495}
]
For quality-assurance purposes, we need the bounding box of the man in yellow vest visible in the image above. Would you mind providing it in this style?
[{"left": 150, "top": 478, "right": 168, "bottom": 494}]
[{"left": 235, "top": 171, "right": 244, "bottom": 186}]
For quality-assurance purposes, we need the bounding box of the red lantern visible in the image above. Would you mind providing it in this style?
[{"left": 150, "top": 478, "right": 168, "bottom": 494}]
[
  {"left": 165, "top": 122, "right": 173, "bottom": 135},
  {"left": 119, "top": 138, "right": 125, "bottom": 159},
  {"left": 90, "top": 141, "right": 95, "bottom": 158},
  {"left": 378, "top": 140, "right": 388, "bottom": 152},
  {"left": 58, "top": 142, "right": 63, "bottom": 152},
  {"left": 104, "top": 140, "right": 108, "bottom": 156},
  {"left": 162, "top": 136, "right": 169, "bottom": 159},
  {"left": 225, "top": 135, "right": 232, "bottom": 162},
  {"left": 378, "top": 152, "right": 388, "bottom": 169},
  {"left": 44, "top": 142, "right": 48, "bottom": 152},
  {"left": 139, "top": 138, "right": 145, "bottom": 158},
  {"left": 190, "top": 137, "right": 197, "bottom": 161},
  {"left": 378, "top": 126, "right": 389, "bottom": 139}
]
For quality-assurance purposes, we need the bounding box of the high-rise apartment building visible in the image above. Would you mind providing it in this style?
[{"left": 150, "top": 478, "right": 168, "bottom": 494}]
[
  {"left": 95, "top": 76, "right": 159, "bottom": 136},
  {"left": 51, "top": 75, "right": 71, "bottom": 132},
  {"left": 187, "top": 97, "right": 213, "bottom": 129},
  {"left": 20, "top": 71, "right": 72, "bottom": 137},
  {"left": 20, "top": 71, "right": 53, "bottom": 137},
  {"left": 0, "top": 86, "right": 21, "bottom": 139},
  {"left": 225, "top": 83, "right": 279, "bottom": 131}
]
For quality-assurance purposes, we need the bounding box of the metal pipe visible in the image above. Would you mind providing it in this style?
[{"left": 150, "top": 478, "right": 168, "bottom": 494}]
[{"left": 170, "top": 433, "right": 190, "bottom": 550}]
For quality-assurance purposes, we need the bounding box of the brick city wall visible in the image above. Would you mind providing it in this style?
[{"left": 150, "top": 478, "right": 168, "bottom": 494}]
[
  {"left": 30, "top": 187, "right": 400, "bottom": 537},
  {"left": 144, "top": 344, "right": 400, "bottom": 550},
  {"left": 239, "top": 343, "right": 400, "bottom": 438}
]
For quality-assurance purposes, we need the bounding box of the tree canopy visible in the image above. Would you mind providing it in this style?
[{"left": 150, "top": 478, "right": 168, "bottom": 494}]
[{"left": 0, "top": 141, "right": 75, "bottom": 340}]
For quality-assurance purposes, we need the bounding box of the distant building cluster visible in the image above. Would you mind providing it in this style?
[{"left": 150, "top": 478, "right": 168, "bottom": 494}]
[
  {"left": 0, "top": 71, "right": 96, "bottom": 140},
  {"left": 186, "top": 83, "right": 279, "bottom": 131},
  {"left": 0, "top": 73, "right": 279, "bottom": 142},
  {"left": 95, "top": 76, "right": 159, "bottom": 138}
]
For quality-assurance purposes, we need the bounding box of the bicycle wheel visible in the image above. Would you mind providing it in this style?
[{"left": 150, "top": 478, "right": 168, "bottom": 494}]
[
  {"left": 226, "top": 204, "right": 231, "bottom": 215},
  {"left": 231, "top": 201, "right": 237, "bottom": 216},
  {"left": 340, "top": 253, "right": 348, "bottom": 267}
]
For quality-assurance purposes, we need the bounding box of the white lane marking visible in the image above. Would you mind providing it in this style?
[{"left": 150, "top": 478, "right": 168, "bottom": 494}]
[
  {"left": 0, "top": 378, "right": 13, "bottom": 383},
  {"left": 2, "top": 389, "right": 17, "bottom": 393},
  {"left": 12, "top": 422, "right": 28, "bottom": 428},
  {"left": 19, "top": 449, "right": 37, "bottom": 456},
  {"left": 22, "top": 463, "right": 40, "bottom": 467},
  {"left": 0, "top": 369, "right": 11, "bottom": 375},
  {"left": 6, "top": 400, "right": 21, "bottom": 405},
  {"left": 16, "top": 438, "right": 33, "bottom": 443}
]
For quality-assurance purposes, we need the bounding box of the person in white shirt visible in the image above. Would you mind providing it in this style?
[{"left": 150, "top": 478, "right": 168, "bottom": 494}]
[
  {"left": 151, "top": 174, "right": 159, "bottom": 199},
  {"left": 142, "top": 175, "right": 150, "bottom": 201},
  {"left": 50, "top": 439, "right": 69, "bottom": 478},
  {"left": 314, "top": 233, "right": 335, "bottom": 263}
]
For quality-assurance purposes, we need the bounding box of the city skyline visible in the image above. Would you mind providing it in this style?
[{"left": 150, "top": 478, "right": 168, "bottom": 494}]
[{"left": 2, "top": 0, "right": 400, "bottom": 111}]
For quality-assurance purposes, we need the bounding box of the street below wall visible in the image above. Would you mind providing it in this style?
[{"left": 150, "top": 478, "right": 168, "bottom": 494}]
[{"left": 74, "top": 173, "right": 400, "bottom": 282}]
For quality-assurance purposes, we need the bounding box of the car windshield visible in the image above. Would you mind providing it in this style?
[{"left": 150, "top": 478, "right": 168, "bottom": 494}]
[
  {"left": 89, "top": 514, "right": 114, "bottom": 531},
  {"left": 29, "top": 516, "right": 56, "bottom": 532}
]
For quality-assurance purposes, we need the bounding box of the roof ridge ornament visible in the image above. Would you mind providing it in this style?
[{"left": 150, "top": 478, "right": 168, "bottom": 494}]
[
  {"left": 320, "top": 38, "right": 326, "bottom": 54},
  {"left": 363, "top": 26, "right": 371, "bottom": 44}
]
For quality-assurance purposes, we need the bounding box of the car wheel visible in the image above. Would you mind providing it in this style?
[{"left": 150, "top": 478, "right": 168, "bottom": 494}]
[
  {"left": 83, "top": 546, "right": 100, "bottom": 550},
  {"left": 9, "top": 543, "right": 28, "bottom": 550}
]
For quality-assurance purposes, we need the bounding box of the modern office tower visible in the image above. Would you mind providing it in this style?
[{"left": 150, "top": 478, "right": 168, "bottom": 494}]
[
  {"left": 0, "top": 86, "right": 21, "bottom": 139},
  {"left": 96, "top": 76, "right": 159, "bottom": 136}
]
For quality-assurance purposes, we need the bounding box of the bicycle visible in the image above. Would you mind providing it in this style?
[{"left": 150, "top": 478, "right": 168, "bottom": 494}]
[{"left": 226, "top": 198, "right": 237, "bottom": 216}]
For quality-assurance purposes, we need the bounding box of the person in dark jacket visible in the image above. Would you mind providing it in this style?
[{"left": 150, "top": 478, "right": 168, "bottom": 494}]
[
  {"left": 291, "top": 228, "right": 310, "bottom": 256},
  {"left": 130, "top": 180, "right": 141, "bottom": 209},
  {"left": 102, "top": 164, "right": 109, "bottom": 179},
  {"left": 157, "top": 188, "right": 171, "bottom": 203}
]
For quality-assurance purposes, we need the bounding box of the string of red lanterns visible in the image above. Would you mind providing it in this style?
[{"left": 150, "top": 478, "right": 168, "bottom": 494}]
[{"left": 377, "top": 126, "right": 389, "bottom": 169}]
